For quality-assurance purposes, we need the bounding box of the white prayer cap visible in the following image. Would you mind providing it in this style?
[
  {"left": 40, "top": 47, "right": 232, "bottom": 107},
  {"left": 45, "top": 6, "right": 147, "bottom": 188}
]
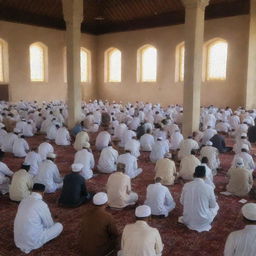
[
  {"left": 93, "top": 192, "right": 108, "bottom": 205},
  {"left": 0, "top": 123, "right": 5, "bottom": 128},
  {"left": 206, "top": 141, "right": 213, "bottom": 146},
  {"left": 13, "top": 128, "right": 21, "bottom": 133},
  {"left": 241, "top": 133, "right": 247, "bottom": 137},
  {"left": 84, "top": 142, "right": 90, "bottom": 148},
  {"left": 164, "top": 153, "right": 172, "bottom": 159},
  {"left": 47, "top": 152, "right": 56, "bottom": 159},
  {"left": 235, "top": 157, "right": 244, "bottom": 167},
  {"left": 241, "top": 144, "right": 249, "bottom": 151},
  {"left": 242, "top": 203, "right": 256, "bottom": 221},
  {"left": 157, "top": 137, "right": 163, "bottom": 141},
  {"left": 135, "top": 205, "right": 151, "bottom": 218},
  {"left": 71, "top": 163, "right": 83, "bottom": 173}
]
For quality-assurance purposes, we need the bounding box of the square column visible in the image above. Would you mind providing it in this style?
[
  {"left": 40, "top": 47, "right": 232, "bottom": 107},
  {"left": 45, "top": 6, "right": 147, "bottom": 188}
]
[
  {"left": 62, "top": 0, "right": 83, "bottom": 129},
  {"left": 182, "top": 0, "right": 209, "bottom": 137},
  {"left": 245, "top": 0, "right": 256, "bottom": 109}
]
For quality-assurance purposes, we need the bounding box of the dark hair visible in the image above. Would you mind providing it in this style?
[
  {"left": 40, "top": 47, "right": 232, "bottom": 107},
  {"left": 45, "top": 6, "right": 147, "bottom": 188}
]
[
  {"left": 191, "top": 149, "right": 197, "bottom": 155},
  {"left": 21, "top": 164, "right": 30, "bottom": 172},
  {"left": 201, "top": 157, "right": 208, "bottom": 164},
  {"left": 194, "top": 166, "right": 206, "bottom": 178},
  {"left": 32, "top": 183, "right": 45, "bottom": 192}
]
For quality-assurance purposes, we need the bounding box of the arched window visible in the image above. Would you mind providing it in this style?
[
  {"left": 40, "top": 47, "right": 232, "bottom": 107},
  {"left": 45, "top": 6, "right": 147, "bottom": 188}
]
[
  {"left": 29, "top": 42, "right": 47, "bottom": 82},
  {"left": 137, "top": 45, "right": 157, "bottom": 82},
  {"left": 206, "top": 39, "right": 228, "bottom": 80},
  {"left": 80, "top": 47, "right": 91, "bottom": 83},
  {"left": 175, "top": 42, "right": 185, "bottom": 82},
  {"left": 0, "top": 39, "right": 9, "bottom": 83},
  {"left": 105, "top": 48, "right": 121, "bottom": 82}
]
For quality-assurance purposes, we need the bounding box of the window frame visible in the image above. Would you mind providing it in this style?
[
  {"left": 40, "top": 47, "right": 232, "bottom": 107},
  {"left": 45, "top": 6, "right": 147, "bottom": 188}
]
[
  {"left": 0, "top": 39, "right": 9, "bottom": 84},
  {"left": 80, "top": 47, "right": 91, "bottom": 83},
  {"left": 175, "top": 42, "right": 185, "bottom": 83}
]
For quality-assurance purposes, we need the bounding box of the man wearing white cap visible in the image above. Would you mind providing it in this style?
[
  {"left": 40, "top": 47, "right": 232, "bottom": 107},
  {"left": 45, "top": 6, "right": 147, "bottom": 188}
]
[
  {"left": 55, "top": 126, "right": 70, "bottom": 146},
  {"left": 1, "top": 128, "right": 20, "bottom": 153},
  {"left": 0, "top": 123, "right": 7, "bottom": 148},
  {"left": 140, "top": 129, "right": 155, "bottom": 151},
  {"left": 79, "top": 192, "right": 118, "bottom": 256},
  {"left": 95, "top": 127, "right": 111, "bottom": 151},
  {"left": 59, "top": 163, "right": 93, "bottom": 207},
  {"left": 74, "top": 146, "right": 94, "bottom": 180},
  {"left": 13, "top": 135, "right": 30, "bottom": 158},
  {"left": 224, "top": 203, "right": 256, "bottom": 256},
  {"left": 9, "top": 163, "right": 33, "bottom": 202},
  {"left": 178, "top": 136, "right": 199, "bottom": 160},
  {"left": 200, "top": 141, "right": 220, "bottom": 175},
  {"left": 106, "top": 163, "right": 138, "bottom": 209},
  {"left": 38, "top": 141, "right": 54, "bottom": 161},
  {"left": 150, "top": 137, "right": 169, "bottom": 163},
  {"left": 124, "top": 134, "right": 140, "bottom": 158},
  {"left": 117, "top": 149, "right": 142, "bottom": 179},
  {"left": 14, "top": 183, "right": 63, "bottom": 254},
  {"left": 25, "top": 147, "right": 42, "bottom": 177},
  {"left": 154, "top": 153, "right": 177, "bottom": 185},
  {"left": 144, "top": 177, "right": 175, "bottom": 217},
  {"left": 34, "top": 153, "right": 63, "bottom": 193},
  {"left": 119, "top": 205, "right": 163, "bottom": 256},
  {"left": 73, "top": 130, "right": 90, "bottom": 151},
  {"left": 169, "top": 129, "right": 184, "bottom": 151},
  {"left": 233, "top": 133, "right": 252, "bottom": 154},
  {"left": 180, "top": 165, "right": 219, "bottom": 232},
  {"left": 226, "top": 157, "right": 253, "bottom": 197},
  {"left": 232, "top": 144, "right": 255, "bottom": 173},
  {"left": 179, "top": 149, "right": 201, "bottom": 181},
  {"left": 201, "top": 126, "right": 217, "bottom": 146},
  {"left": 97, "top": 142, "right": 119, "bottom": 174}
]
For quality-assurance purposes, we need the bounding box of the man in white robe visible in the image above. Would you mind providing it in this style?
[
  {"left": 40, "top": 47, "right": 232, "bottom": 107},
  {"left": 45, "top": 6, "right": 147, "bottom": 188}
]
[
  {"left": 179, "top": 165, "right": 219, "bottom": 232},
  {"left": 106, "top": 163, "right": 138, "bottom": 208},
  {"left": 73, "top": 131, "right": 90, "bottom": 151},
  {"left": 95, "top": 128, "right": 111, "bottom": 151},
  {"left": 170, "top": 129, "right": 184, "bottom": 151},
  {"left": 125, "top": 136, "right": 140, "bottom": 158},
  {"left": 233, "top": 133, "right": 252, "bottom": 154},
  {"left": 34, "top": 153, "right": 63, "bottom": 193},
  {"left": 55, "top": 126, "right": 70, "bottom": 146},
  {"left": 13, "top": 135, "right": 29, "bottom": 158},
  {"left": 97, "top": 144, "right": 118, "bottom": 173},
  {"left": 1, "top": 128, "right": 20, "bottom": 153},
  {"left": 201, "top": 157, "right": 215, "bottom": 189},
  {"left": 144, "top": 177, "right": 175, "bottom": 217},
  {"left": 0, "top": 123, "right": 7, "bottom": 148},
  {"left": 150, "top": 137, "right": 169, "bottom": 163},
  {"left": 178, "top": 137, "right": 199, "bottom": 160},
  {"left": 201, "top": 126, "right": 217, "bottom": 146},
  {"left": 74, "top": 147, "right": 94, "bottom": 179},
  {"left": 140, "top": 129, "right": 155, "bottom": 151},
  {"left": 25, "top": 148, "right": 42, "bottom": 177},
  {"left": 14, "top": 183, "right": 63, "bottom": 254},
  {"left": 179, "top": 150, "right": 201, "bottom": 181},
  {"left": 38, "top": 141, "right": 54, "bottom": 161},
  {"left": 117, "top": 150, "right": 142, "bottom": 178},
  {"left": 224, "top": 203, "right": 256, "bottom": 256},
  {"left": 22, "top": 121, "right": 35, "bottom": 137},
  {"left": 46, "top": 123, "right": 59, "bottom": 140}
]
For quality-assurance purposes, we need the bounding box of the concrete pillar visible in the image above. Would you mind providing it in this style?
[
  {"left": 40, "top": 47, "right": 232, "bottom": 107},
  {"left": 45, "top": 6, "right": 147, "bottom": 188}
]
[
  {"left": 181, "top": 0, "right": 209, "bottom": 137},
  {"left": 245, "top": 0, "right": 256, "bottom": 109},
  {"left": 62, "top": 0, "right": 83, "bottom": 129}
]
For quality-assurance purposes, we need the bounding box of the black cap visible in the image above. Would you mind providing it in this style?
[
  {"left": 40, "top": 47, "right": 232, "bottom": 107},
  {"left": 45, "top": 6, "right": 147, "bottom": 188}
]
[
  {"left": 194, "top": 165, "right": 206, "bottom": 178},
  {"left": 32, "top": 183, "right": 45, "bottom": 192}
]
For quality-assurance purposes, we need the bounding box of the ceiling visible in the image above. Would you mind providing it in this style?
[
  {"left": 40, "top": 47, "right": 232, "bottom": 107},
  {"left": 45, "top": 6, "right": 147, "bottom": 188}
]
[{"left": 0, "top": 0, "right": 250, "bottom": 35}]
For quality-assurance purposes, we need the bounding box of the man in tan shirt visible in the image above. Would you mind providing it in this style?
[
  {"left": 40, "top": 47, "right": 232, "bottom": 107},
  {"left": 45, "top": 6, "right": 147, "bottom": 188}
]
[
  {"left": 79, "top": 192, "right": 119, "bottom": 256},
  {"left": 154, "top": 153, "right": 176, "bottom": 185},
  {"left": 106, "top": 163, "right": 138, "bottom": 208},
  {"left": 226, "top": 157, "right": 253, "bottom": 197},
  {"left": 118, "top": 205, "right": 164, "bottom": 256},
  {"left": 9, "top": 163, "right": 33, "bottom": 202}
]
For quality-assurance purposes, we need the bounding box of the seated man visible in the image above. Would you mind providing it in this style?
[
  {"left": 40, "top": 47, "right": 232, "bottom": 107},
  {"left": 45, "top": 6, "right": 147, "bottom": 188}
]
[
  {"left": 73, "top": 130, "right": 90, "bottom": 151},
  {"left": 224, "top": 203, "right": 256, "bottom": 256},
  {"left": 144, "top": 177, "right": 175, "bottom": 217},
  {"left": 25, "top": 148, "right": 42, "bottom": 177},
  {"left": 178, "top": 136, "right": 199, "bottom": 160},
  {"left": 74, "top": 146, "right": 94, "bottom": 180},
  {"left": 118, "top": 205, "right": 164, "bottom": 256},
  {"left": 201, "top": 157, "right": 215, "bottom": 189},
  {"left": 179, "top": 165, "right": 219, "bottom": 232},
  {"left": 13, "top": 135, "right": 30, "bottom": 158},
  {"left": 179, "top": 149, "right": 201, "bottom": 181},
  {"left": 34, "top": 153, "right": 63, "bottom": 193},
  {"left": 0, "top": 150, "right": 14, "bottom": 194},
  {"left": 9, "top": 163, "right": 33, "bottom": 202},
  {"left": 106, "top": 163, "right": 138, "bottom": 209},
  {"left": 210, "top": 131, "right": 232, "bottom": 153},
  {"left": 150, "top": 137, "right": 169, "bottom": 163},
  {"left": 14, "top": 183, "right": 63, "bottom": 254},
  {"left": 95, "top": 127, "right": 111, "bottom": 151},
  {"left": 38, "top": 141, "right": 54, "bottom": 161},
  {"left": 1, "top": 128, "right": 20, "bottom": 153},
  {"left": 117, "top": 149, "right": 142, "bottom": 178},
  {"left": 79, "top": 192, "right": 118, "bottom": 256},
  {"left": 154, "top": 153, "right": 177, "bottom": 186},
  {"left": 97, "top": 143, "right": 118, "bottom": 174},
  {"left": 226, "top": 157, "right": 253, "bottom": 197},
  {"left": 139, "top": 129, "right": 155, "bottom": 152},
  {"left": 55, "top": 126, "right": 70, "bottom": 146},
  {"left": 59, "top": 163, "right": 93, "bottom": 207}
]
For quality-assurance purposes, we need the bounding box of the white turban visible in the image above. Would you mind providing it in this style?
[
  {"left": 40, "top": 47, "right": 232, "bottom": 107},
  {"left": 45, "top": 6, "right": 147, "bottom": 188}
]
[
  {"left": 206, "top": 141, "right": 213, "bottom": 146},
  {"left": 47, "top": 153, "right": 56, "bottom": 159},
  {"left": 84, "top": 142, "right": 90, "bottom": 148},
  {"left": 235, "top": 157, "right": 244, "bottom": 167},
  {"left": 93, "top": 192, "right": 108, "bottom": 206},
  {"left": 135, "top": 205, "right": 151, "bottom": 218},
  {"left": 71, "top": 163, "right": 83, "bottom": 173},
  {"left": 157, "top": 137, "right": 163, "bottom": 141},
  {"left": 241, "top": 144, "right": 249, "bottom": 151},
  {"left": 242, "top": 203, "right": 256, "bottom": 221},
  {"left": 241, "top": 133, "right": 247, "bottom": 137},
  {"left": 164, "top": 153, "right": 172, "bottom": 159},
  {"left": 13, "top": 128, "right": 21, "bottom": 133}
]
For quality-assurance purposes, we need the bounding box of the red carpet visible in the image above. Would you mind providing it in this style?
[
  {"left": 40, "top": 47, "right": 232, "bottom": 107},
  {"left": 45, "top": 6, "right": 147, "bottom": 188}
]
[{"left": 0, "top": 135, "right": 255, "bottom": 256}]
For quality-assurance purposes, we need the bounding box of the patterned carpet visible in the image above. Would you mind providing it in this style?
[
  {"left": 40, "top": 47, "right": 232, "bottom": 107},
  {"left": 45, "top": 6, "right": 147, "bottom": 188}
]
[{"left": 0, "top": 134, "right": 255, "bottom": 256}]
